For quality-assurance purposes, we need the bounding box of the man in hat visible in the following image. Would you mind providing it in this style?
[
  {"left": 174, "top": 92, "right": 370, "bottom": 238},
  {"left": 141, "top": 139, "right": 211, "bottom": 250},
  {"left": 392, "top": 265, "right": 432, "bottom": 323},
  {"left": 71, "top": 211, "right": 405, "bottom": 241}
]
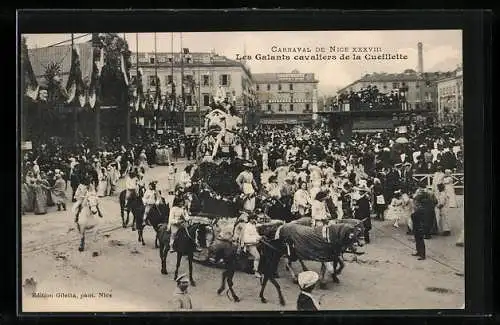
[
  {"left": 297, "top": 271, "right": 320, "bottom": 311},
  {"left": 169, "top": 274, "right": 193, "bottom": 310},
  {"left": 354, "top": 183, "right": 372, "bottom": 243},
  {"left": 411, "top": 183, "right": 436, "bottom": 260},
  {"left": 142, "top": 180, "right": 160, "bottom": 226}
]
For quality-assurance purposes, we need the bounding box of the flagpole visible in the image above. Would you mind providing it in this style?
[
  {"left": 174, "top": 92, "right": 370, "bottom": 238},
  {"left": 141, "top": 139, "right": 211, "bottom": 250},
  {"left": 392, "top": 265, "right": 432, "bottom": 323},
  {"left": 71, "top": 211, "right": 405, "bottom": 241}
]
[
  {"left": 180, "top": 32, "right": 185, "bottom": 135},
  {"left": 92, "top": 33, "right": 101, "bottom": 147},
  {"left": 136, "top": 33, "right": 139, "bottom": 130},
  {"left": 72, "top": 33, "right": 78, "bottom": 143},
  {"left": 124, "top": 32, "right": 131, "bottom": 144},
  {"left": 154, "top": 32, "right": 158, "bottom": 133},
  {"left": 170, "top": 32, "right": 174, "bottom": 132}
]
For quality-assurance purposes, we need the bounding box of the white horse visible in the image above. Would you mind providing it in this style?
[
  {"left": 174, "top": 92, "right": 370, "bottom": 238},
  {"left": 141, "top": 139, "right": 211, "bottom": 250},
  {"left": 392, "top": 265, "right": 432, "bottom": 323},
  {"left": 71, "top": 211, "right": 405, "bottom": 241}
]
[{"left": 76, "top": 193, "right": 103, "bottom": 253}]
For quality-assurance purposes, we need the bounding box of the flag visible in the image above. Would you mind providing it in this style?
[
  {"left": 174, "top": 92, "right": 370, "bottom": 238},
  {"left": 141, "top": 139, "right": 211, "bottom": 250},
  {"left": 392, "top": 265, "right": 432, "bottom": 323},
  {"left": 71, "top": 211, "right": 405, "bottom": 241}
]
[
  {"left": 22, "top": 38, "right": 39, "bottom": 101},
  {"left": 66, "top": 44, "right": 83, "bottom": 104}
]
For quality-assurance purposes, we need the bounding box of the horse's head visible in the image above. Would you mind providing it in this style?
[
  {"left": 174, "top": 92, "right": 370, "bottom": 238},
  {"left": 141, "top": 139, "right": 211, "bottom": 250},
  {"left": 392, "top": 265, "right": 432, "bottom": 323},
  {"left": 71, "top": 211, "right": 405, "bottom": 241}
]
[{"left": 85, "top": 194, "right": 99, "bottom": 215}]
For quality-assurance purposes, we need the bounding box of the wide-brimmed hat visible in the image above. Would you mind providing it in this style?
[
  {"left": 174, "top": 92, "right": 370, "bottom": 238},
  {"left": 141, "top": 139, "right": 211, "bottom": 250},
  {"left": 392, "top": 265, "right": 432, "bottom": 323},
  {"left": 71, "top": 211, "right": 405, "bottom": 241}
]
[
  {"left": 242, "top": 161, "right": 254, "bottom": 168},
  {"left": 403, "top": 162, "right": 412, "bottom": 167},
  {"left": 298, "top": 271, "right": 319, "bottom": 290},
  {"left": 175, "top": 273, "right": 189, "bottom": 283},
  {"left": 315, "top": 191, "right": 329, "bottom": 201}
]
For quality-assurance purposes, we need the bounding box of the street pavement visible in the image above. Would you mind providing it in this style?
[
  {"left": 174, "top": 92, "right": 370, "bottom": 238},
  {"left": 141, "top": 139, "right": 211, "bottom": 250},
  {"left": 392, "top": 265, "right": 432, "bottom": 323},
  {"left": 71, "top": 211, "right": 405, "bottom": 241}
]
[{"left": 21, "top": 162, "right": 465, "bottom": 312}]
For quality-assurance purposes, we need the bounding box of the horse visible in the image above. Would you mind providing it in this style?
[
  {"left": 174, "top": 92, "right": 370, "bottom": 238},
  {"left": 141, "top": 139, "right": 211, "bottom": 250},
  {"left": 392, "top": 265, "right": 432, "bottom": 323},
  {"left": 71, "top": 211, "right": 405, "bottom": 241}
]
[
  {"left": 157, "top": 221, "right": 207, "bottom": 286},
  {"left": 75, "top": 193, "right": 103, "bottom": 253},
  {"left": 119, "top": 185, "right": 145, "bottom": 230},
  {"left": 209, "top": 222, "right": 286, "bottom": 306},
  {"left": 127, "top": 192, "right": 169, "bottom": 248},
  {"left": 277, "top": 220, "right": 363, "bottom": 288}
]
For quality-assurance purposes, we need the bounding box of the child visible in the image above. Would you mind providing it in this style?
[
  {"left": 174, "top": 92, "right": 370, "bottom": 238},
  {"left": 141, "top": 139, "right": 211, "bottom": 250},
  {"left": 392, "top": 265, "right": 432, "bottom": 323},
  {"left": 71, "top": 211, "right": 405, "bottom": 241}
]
[{"left": 386, "top": 190, "right": 404, "bottom": 228}]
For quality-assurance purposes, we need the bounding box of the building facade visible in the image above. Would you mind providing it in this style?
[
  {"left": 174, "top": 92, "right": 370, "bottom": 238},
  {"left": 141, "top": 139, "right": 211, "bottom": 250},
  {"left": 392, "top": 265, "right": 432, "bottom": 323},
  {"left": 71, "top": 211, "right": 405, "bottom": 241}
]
[
  {"left": 130, "top": 52, "right": 255, "bottom": 134},
  {"left": 253, "top": 70, "right": 318, "bottom": 125},
  {"left": 436, "top": 66, "right": 463, "bottom": 123},
  {"left": 336, "top": 70, "right": 448, "bottom": 112}
]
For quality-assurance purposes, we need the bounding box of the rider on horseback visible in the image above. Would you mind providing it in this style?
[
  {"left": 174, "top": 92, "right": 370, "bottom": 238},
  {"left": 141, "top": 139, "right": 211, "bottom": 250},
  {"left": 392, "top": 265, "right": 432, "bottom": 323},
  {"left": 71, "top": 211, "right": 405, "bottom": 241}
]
[
  {"left": 73, "top": 177, "right": 103, "bottom": 223},
  {"left": 168, "top": 197, "right": 190, "bottom": 253},
  {"left": 239, "top": 212, "right": 262, "bottom": 278},
  {"left": 142, "top": 180, "right": 160, "bottom": 226},
  {"left": 124, "top": 170, "right": 139, "bottom": 209}
]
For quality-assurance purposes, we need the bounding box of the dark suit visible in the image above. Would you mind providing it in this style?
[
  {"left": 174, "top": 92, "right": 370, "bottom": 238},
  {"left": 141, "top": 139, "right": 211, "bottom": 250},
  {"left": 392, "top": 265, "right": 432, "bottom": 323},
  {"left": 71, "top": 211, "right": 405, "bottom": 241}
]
[
  {"left": 297, "top": 292, "right": 319, "bottom": 311},
  {"left": 354, "top": 195, "right": 372, "bottom": 243}
]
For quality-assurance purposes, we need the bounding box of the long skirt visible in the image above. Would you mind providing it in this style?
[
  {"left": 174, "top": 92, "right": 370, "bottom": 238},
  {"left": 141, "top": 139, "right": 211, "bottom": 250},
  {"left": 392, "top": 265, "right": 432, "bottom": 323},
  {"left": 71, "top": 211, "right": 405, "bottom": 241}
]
[
  {"left": 33, "top": 187, "right": 47, "bottom": 215},
  {"left": 51, "top": 189, "right": 67, "bottom": 205},
  {"left": 435, "top": 206, "right": 451, "bottom": 233},
  {"left": 445, "top": 184, "right": 458, "bottom": 208},
  {"left": 22, "top": 184, "right": 34, "bottom": 213},
  {"left": 97, "top": 179, "right": 108, "bottom": 197},
  {"left": 46, "top": 189, "right": 54, "bottom": 207}
]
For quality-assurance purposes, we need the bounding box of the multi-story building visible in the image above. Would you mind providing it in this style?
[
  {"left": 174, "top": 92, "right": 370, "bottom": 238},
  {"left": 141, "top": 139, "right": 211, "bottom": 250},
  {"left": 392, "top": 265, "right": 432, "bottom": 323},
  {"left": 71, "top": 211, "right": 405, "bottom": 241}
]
[
  {"left": 130, "top": 51, "right": 254, "bottom": 134},
  {"left": 436, "top": 66, "right": 463, "bottom": 123},
  {"left": 335, "top": 70, "right": 448, "bottom": 112},
  {"left": 253, "top": 70, "right": 318, "bottom": 126}
]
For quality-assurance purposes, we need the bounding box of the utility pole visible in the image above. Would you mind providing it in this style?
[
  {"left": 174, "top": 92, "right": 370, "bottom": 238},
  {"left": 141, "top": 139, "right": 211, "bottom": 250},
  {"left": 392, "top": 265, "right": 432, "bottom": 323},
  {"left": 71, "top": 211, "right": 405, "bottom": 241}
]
[{"left": 72, "top": 33, "right": 78, "bottom": 143}]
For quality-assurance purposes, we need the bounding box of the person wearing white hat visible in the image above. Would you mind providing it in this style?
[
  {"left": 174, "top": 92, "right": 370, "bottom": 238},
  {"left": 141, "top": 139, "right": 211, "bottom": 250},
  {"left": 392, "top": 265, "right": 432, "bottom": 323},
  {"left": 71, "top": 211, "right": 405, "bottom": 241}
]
[
  {"left": 297, "top": 271, "right": 320, "bottom": 311},
  {"left": 169, "top": 273, "right": 193, "bottom": 310}
]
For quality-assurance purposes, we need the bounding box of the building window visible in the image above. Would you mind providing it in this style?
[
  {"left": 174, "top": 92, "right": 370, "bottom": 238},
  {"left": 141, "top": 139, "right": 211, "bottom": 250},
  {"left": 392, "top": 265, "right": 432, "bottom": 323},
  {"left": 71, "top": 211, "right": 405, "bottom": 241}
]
[
  {"left": 267, "top": 104, "right": 271, "bottom": 111},
  {"left": 278, "top": 84, "right": 282, "bottom": 91},
  {"left": 305, "top": 103, "right": 310, "bottom": 111},
  {"left": 185, "top": 95, "right": 192, "bottom": 106},
  {"left": 221, "top": 74, "right": 229, "bottom": 86},
  {"left": 267, "top": 84, "right": 271, "bottom": 91},
  {"left": 256, "top": 85, "right": 260, "bottom": 91},
  {"left": 202, "top": 75, "right": 209, "bottom": 86},
  {"left": 149, "top": 76, "right": 157, "bottom": 87},
  {"left": 392, "top": 82, "right": 399, "bottom": 89},
  {"left": 416, "top": 82, "right": 420, "bottom": 88},
  {"left": 383, "top": 84, "right": 387, "bottom": 90},
  {"left": 150, "top": 57, "right": 155, "bottom": 64},
  {"left": 289, "top": 104, "right": 294, "bottom": 112},
  {"left": 402, "top": 82, "right": 406, "bottom": 87},
  {"left": 278, "top": 104, "right": 283, "bottom": 112},
  {"left": 167, "top": 75, "right": 173, "bottom": 84},
  {"left": 203, "top": 94, "right": 210, "bottom": 106},
  {"left": 290, "top": 84, "right": 294, "bottom": 91}
]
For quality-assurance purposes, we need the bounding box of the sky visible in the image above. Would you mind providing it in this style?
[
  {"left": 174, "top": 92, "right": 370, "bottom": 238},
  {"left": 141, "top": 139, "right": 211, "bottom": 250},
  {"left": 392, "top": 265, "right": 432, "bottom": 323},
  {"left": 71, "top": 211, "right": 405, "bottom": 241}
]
[{"left": 24, "top": 30, "right": 462, "bottom": 95}]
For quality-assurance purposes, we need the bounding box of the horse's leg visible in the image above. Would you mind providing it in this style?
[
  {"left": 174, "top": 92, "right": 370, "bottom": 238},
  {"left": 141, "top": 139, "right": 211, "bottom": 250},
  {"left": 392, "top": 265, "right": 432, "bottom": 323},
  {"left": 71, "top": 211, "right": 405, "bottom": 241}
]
[
  {"left": 160, "top": 241, "right": 168, "bottom": 275},
  {"left": 259, "top": 276, "right": 269, "bottom": 303},
  {"left": 319, "top": 263, "right": 328, "bottom": 289},
  {"left": 269, "top": 277, "right": 286, "bottom": 306},
  {"left": 285, "top": 259, "right": 298, "bottom": 284},
  {"left": 332, "top": 256, "right": 343, "bottom": 284},
  {"left": 226, "top": 269, "right": 240, "bottom": 302},
  {"left": 174, "top": 252, "right": 182, "bottom": 281},
  {"left": 217, "top": 270, "right": 227, "bottom": 295},
  {"left": 298, "top": 259, "right": 309, "bottom": 272},
  {"left": 188, "top": 254, "right": 196, "bottom": 287},
  {"left": 121, "top": 204, "right": 126, "bottom": 228},
  {"left": 78, "top": 233, "right": 85, "bottom": 252},
  {"left": 131, "top": 210, "right": 135, "bottom": 231}
]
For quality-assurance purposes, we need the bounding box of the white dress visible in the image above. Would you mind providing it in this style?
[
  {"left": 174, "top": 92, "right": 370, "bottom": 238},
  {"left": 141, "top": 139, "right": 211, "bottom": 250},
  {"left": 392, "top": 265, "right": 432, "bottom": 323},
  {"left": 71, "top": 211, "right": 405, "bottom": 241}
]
[{"left": 443, "top": 175, "right": 458, "bottom": 208}]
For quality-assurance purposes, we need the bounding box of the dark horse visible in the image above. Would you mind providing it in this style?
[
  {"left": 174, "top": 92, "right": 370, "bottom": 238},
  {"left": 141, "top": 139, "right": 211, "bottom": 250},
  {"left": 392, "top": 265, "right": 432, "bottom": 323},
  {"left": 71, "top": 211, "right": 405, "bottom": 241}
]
[
  {"left": 126, "top": 190, "right": 170, "bottom": 248},
  {"left": 119, "top": 185, "right": 145, "bottom": 230},
  {"left": 209, "top": 222, "right": 286, "bottom": 305},
  {"left": 157, "top": 222, "right": 207, "bottom": 287}
]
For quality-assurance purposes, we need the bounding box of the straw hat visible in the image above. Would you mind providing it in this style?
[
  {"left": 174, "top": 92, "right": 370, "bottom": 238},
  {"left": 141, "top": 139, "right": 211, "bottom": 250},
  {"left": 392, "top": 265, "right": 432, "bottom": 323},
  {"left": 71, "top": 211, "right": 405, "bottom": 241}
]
[{"left": 297, "top": 271, "right": 319, "bottom": 290}]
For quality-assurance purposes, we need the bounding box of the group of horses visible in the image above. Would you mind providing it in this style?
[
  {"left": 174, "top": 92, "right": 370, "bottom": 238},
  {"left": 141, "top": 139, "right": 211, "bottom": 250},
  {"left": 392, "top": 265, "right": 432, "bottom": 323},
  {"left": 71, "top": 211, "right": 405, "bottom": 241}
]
[{"left": 73, "top": 177, "right": 365, "bottom": 306}]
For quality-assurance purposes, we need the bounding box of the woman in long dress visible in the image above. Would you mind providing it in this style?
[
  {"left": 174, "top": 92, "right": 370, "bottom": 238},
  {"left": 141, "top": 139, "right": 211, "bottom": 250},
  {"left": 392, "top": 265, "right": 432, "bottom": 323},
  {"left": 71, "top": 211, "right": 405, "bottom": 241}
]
[
  {"left": 22, "top": 172, "right": 36, "bottom": 213},
  {"left": 33, "top": 178, "right": 50, "bottom": 215},
  {"left": 435, "top": 183, "right": 451, "bottom": 235},
  {"left": 432, "top": 166, "right": 445, "bottom": 194},
  {"left": 235, "top": 162, "right": 258, "bottom": 212},
  {"left": 97, "top": 167, "right": 108, "bottom": 197},
  {"left": 443, "top": 169, "right": 458, "bottom": 208},
  {"left": 385, "top": 190, "right": 405, "bottom": 228}
]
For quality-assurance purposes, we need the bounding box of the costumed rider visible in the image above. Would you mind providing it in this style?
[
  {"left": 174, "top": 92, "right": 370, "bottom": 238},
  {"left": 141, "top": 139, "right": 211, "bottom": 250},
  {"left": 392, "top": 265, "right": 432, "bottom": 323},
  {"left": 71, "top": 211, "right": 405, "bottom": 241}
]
[
  {"left": 142, "top": 180, "right": 160, "bottom": 226},
  {"left": 73, "top": 177, "right": 104, "bottom": 223},
  {"left": 168, "top": 196, "right": 202, "bottom": 253},
  {"left": 297, "top": 271, "right": 321, "bottom": 311},
  {"left": 239, "top": 212, "right": 262, "bottom": 278},
  {"left": 310, "top": 190, "right": 331, "bottom": 227},
  {"left": 124, "top": 170, "right": 139, "bottom": 209},
  {"left": 236, "top": 161, "right": 258, "bottom": 212}
]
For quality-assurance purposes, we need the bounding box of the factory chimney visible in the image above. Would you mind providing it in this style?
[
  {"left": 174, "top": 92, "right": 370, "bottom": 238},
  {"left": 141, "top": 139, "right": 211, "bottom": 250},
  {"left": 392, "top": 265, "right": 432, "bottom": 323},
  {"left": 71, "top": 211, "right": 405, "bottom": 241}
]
[{"left": 417, "top": 42, "right": 424, "bottom": 75}]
